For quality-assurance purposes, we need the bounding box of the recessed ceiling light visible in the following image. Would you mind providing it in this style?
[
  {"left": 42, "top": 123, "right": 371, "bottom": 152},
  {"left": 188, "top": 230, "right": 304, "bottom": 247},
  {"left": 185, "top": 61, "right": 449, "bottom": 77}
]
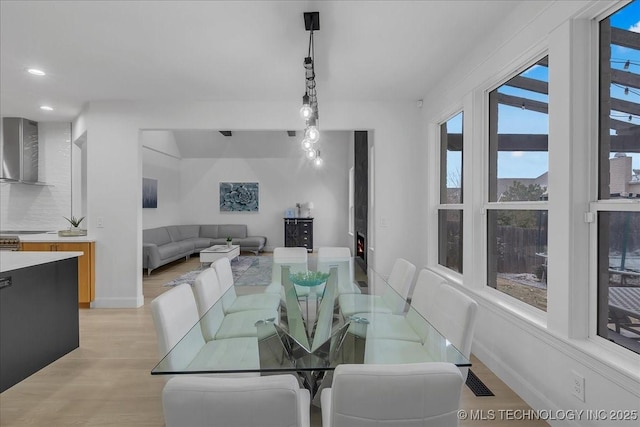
[
  {"left": 40, "top": 105, "right": 53, "bottom": 111},
  {"left": 27, "top": 68, "right": 46, "bottom": 76}
]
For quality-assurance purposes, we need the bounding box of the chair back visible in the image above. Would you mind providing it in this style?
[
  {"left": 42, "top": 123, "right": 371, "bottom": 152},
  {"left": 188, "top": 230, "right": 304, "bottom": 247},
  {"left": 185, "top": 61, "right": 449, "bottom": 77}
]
[
  {"left": 272, "top": 247, "right": 308, "bottom": 282},
  {"left": 317, "top": 247, "right": 359, "bottom": 294},
  {"left": 324, "top": 362, "right": 463, "bottom": 427},
  {"left": 410, "top": 268, "right": 448, "bottom": 315},
  {"left": 212, "top": 257, "right": 238, "bottom": 313},
  {"left": 163, "top": 374, "right": 310, "bottom": 427},
  {"left": 150, "top": 283, "right": 206, "bottom": 370},
  {"left": 193, "top": 268, "right": 225, "bottom": 341},
  {"left": 427, "top": 284, "right": 478, "bottom": 359},
  {"left": 381, "top": 258, "right": 416, "bottom": 313}
]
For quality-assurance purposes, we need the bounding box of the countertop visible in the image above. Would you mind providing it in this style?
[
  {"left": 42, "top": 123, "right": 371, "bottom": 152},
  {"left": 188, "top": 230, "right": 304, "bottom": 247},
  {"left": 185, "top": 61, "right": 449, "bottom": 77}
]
[
  {"left": 0, "top": 251, "right": 83, "bottom": 273},
  {"left": 16, "top": 232, "right": 95, "bottom": 243}
]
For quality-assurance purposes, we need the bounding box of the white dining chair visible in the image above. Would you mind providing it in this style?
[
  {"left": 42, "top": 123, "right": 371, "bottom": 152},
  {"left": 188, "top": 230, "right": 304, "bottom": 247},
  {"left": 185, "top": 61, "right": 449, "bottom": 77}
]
[
  {"left": 357, "top": 268, "right": 448, "bottom": 341},
  {"left": 150, "top": 283, "right": 259, "bottom": 373},
  {"left": 338, "top": 258, "right": 416, "bottom": 317},
  {"left": 193, "top": 268, "right": 278, "bottom": 340},
  {"left": 265, "top": 247, "right": 311, "bottom": 296},
  {"left": 212, "top": 257, "right": 281, "bottom": 313},
  {"left": 317, "top": 247, "right": 361, "bottom": 295},
  {"left": 363, "top": 283, "right": 478, "bottom": 380},
  {"left": 320, "top": 362, "right": 464, "bottom": 427},
  {"left": 163, "top": 374, "right": 310, "bottom": 427}
]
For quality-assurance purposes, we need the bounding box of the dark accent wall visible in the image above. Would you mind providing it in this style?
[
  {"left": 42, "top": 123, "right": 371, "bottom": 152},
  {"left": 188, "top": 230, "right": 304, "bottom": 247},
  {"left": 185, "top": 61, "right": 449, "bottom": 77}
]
[{"left": 354, "top": 131, "right": 368, "bottom": 267}]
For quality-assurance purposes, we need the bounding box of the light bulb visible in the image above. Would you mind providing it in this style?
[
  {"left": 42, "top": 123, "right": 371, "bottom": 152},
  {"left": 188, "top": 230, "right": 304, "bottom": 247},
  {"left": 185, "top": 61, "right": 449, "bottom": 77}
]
[
  {"left": 300, "top": 104, "right": 313, "bottom": 119},
  {"left": 305, "top": 126, "right": 319, "bottom": 143},
  {"left": 300, "top": 94, "right": 312, "bottom": 119},
  {"left": 314, "top": 156, "right": 323, "bottom": 167},
  {"left": 305, "top": 149, "right": 317, "bottom": 160},
  {"left": 301, "top": 138, "right": 313, "bottom": 150}
]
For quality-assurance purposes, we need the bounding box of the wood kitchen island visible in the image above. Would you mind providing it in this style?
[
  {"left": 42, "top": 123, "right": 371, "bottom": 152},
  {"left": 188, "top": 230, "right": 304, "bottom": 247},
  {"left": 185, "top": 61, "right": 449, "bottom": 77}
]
[
  {"left": 0, "top": 251, "right": 81, "bottom": 392},
  {"left": 20, "top": 234, "right": 95, "bottom": 307}
]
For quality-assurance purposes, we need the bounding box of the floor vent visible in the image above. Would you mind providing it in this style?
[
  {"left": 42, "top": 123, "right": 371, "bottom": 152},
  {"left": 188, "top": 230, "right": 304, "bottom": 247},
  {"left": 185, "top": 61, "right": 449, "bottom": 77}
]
[{"left": 466, "top": 369, "right": 494, "bottom": 397}]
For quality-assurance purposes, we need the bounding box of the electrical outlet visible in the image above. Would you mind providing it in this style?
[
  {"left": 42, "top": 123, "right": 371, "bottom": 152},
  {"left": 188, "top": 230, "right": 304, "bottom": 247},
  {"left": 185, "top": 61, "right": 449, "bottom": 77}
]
[
  {"left": 97, "top": 217, "right": 104, "bottom": 228},
  {"left": 571, "top": 370, "right": 585, "bottom": 402}
]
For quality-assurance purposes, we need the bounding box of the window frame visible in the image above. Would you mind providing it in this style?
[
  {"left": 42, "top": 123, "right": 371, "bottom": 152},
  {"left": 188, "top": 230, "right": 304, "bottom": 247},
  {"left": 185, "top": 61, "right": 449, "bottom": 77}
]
[
  {"left": 436, "top": 110, "right": 465, "bottom": 274},
  {"left": 483, "top": 53, "right": 551, "bottom": 312}
]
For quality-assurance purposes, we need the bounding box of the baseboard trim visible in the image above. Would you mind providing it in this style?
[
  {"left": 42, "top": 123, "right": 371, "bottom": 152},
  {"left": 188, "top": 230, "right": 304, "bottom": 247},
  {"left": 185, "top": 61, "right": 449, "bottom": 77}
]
[
  {"left": 91, "top": 295, "right": 144, "bottom": 308},
  {"left": 472, "top": 340, "right": 580, "bottom": 427}
]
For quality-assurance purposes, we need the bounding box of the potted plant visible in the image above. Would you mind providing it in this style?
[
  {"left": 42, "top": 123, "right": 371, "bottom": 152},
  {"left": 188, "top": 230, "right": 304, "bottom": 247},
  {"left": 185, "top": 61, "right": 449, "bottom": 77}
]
[
  {"left": 59, "top": 215, "right": 87, "bottom": 237},
  {"left": 226, "top": 237, "right": 232, "bottom": 248}
]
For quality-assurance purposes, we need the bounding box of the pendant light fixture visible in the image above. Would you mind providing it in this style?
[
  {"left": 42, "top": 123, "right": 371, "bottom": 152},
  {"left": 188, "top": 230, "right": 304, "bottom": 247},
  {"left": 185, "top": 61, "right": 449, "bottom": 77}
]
[{"left": 299, "top": 12, "right": 323, "bottom": 167}]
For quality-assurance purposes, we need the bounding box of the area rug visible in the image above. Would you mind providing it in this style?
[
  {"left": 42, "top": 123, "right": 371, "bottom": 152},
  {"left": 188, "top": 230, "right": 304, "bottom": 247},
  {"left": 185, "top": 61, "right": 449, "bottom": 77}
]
[{"left": 164, "top": 255, "right": 273, "bottom": 287}]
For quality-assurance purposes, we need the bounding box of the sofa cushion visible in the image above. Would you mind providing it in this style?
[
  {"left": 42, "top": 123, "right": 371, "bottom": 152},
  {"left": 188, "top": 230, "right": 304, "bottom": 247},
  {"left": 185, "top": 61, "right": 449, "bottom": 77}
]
[
  {"left": 183, "top": 237, "right": 213, "bottom": 250},
  {"left": 235, "top": 237, "right": 266, "bottom": 249},
  {"left": 218, "top": 224, "right": 247, "bottom": 239},
  {"left": 199, "top": 225, "right": 219, "bottom": 239},
  {"left": 157, "top": 242, "right": 187, "bottom": 260},
  {"left": 143, "top": 227, "right": 172, "bottom": 246},
  {"left": 177, "top": 225, "right": 200, "bottom": 240},
  {"left": 166, "top": 225, "right": 200, "bottom": 242}
]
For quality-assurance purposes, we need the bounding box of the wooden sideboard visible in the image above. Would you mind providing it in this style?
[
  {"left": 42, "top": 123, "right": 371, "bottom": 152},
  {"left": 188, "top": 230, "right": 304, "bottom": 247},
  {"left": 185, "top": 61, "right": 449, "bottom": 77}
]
[{"left": 21, "top": 241, "right": 95, "bottom": 308}]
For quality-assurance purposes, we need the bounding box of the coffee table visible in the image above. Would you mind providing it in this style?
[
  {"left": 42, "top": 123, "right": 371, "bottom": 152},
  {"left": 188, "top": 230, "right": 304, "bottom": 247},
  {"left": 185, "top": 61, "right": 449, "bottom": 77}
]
[{"left": 199, "top": 244, "right": 240, "bottom": 266}]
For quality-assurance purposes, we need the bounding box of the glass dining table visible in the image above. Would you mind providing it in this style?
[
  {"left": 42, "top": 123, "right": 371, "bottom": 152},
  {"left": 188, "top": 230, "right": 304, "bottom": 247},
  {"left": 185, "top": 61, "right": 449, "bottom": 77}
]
[{"left": 151, "top": 258, "right": 470, "bottom": 394}]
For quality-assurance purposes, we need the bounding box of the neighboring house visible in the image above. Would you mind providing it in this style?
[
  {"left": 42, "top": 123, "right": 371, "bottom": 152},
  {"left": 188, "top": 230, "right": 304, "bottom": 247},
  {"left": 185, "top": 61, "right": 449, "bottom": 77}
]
[{"left": 610, "top": 153, "right": 640, "bottom": 197}]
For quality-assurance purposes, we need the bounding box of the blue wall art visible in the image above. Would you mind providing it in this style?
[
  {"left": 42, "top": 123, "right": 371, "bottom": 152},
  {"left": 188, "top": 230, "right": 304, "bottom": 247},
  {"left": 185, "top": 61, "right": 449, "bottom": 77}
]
[
  {"left": 220, "top": 182, "right": 259, "bottom": 212},
  {"left": 142, "top": 177, "right": 158, "bottom": 208}
]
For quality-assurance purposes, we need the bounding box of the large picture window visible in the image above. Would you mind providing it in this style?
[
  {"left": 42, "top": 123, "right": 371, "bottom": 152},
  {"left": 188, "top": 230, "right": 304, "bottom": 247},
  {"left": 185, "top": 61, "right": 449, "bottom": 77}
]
[
  {"left": 486, "top": 57, "right": 549, "bottom": 311},
  {"left": 597, "top": 0, "right": 640, "bottom": 354},
  {"left": 438, "top": 112, "right": 463, "bottom": 273}
]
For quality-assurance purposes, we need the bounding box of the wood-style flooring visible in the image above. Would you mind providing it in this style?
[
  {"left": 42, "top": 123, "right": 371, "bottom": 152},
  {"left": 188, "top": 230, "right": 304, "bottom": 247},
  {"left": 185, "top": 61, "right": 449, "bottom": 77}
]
[{"left": 0, "top": 254, "right": 548, "bottom": 426}]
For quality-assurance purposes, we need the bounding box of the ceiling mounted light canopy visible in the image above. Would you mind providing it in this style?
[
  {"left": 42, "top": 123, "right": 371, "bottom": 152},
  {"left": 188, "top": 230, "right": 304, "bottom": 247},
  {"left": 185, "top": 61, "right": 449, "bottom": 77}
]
[{"left": 299, "top": 12, "right": 323, "bottom": 167}]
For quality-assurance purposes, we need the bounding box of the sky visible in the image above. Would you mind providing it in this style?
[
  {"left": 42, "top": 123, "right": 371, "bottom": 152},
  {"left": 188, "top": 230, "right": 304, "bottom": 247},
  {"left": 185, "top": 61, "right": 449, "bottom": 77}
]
[{"left": 446, "top": 0, "right": 639, "bottom": 186}]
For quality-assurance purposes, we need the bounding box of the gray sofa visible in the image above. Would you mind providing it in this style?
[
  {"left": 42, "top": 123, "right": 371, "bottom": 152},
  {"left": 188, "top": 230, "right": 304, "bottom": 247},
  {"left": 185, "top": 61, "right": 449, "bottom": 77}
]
[{"left": 143, "top": 224, "right": 266, "bottom": 275}]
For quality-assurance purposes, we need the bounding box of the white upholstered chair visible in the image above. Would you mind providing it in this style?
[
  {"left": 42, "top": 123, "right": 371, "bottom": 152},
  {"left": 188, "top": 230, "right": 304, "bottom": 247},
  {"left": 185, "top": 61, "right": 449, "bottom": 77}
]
[
  {"left": 211, "top": 257, "right": 280, "bottom": 313},
  {"left": 163, "top": 374, "right": 310, "bottom": 427},
  {"left": 193, "top": 268, "right": 278, "bottom": 340},
  {"left": 358, "top": 268, "right": 448, "bottom": 341},
  {"left": 320, "top": 362, "right": 464, "bottom": 427},
  {"left": 364, "top": 283, "right": 478, "bottom": 380},
  {"left": 338, "top": 258, "right": 416, "bottom": 317},
  {"left": 265, "top": 247, "right": 311, "bottom": 296},
  {"left": 150, "top": 283, "right": 259, "bottom": 372},
  {"left": 317, "top": 247, "right": 361, "bottom": 295}
]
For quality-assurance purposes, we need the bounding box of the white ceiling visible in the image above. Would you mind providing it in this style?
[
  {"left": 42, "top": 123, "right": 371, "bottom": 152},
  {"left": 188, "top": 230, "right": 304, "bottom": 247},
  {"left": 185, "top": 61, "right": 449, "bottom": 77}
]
[{"left": 0, "top": 1, "right": 526, "bottom": 123}]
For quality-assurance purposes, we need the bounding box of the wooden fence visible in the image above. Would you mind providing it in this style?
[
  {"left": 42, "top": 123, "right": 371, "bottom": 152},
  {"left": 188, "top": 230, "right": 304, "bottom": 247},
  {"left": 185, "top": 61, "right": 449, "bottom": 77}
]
[{"left": 495, "top": 225, "right": 546, "bottom": 274}]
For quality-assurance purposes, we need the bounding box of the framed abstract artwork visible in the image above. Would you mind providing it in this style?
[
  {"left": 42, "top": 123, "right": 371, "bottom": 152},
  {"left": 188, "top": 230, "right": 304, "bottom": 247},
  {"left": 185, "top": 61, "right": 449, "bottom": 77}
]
[
  {"left": 142, "top": 177, "right": 158, "bottom": 208},
  {"left": 220, "top": 182, "right": 259, "bottom": 212}
]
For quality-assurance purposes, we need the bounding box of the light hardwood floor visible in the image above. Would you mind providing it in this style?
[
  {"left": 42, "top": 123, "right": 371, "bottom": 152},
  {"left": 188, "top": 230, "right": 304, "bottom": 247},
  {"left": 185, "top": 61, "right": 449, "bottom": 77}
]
[{"left": 0, "top": 255, "right": 548, "bottom": 426}]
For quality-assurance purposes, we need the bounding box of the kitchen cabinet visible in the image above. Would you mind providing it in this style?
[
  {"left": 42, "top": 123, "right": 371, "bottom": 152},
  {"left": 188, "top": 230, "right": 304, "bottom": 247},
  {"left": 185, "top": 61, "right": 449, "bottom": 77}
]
[
  {"left": 284, "top": 218, "right": 313, "bottom": 252},
  {"left": 1, "top": 255, "right": 79, "bottom": 392},
  {"left": 21, "top": 241, "right": 95, "bottom": 307}
]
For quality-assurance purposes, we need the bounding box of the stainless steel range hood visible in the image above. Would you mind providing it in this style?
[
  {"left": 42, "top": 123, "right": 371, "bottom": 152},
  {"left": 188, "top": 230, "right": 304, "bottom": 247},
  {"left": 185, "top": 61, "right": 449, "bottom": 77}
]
[{"left": 1, "top": 117, "right": 40, "bottom": 183}]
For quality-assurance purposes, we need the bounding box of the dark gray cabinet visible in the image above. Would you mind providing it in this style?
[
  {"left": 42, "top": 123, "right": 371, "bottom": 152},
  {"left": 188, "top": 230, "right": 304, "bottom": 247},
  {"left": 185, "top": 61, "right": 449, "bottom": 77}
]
[
  {"left": 284, "top": 218, "right": 313, "bottom": 252},
  {"left": 0, "top": 258, "right": 79, "bottom": 392}
]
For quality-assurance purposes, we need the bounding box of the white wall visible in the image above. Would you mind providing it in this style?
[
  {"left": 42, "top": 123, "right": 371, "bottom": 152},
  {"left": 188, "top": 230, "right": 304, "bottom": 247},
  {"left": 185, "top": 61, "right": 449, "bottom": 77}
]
[
  {"left": 421, "top": 1, "right": 640, "bottom": 425},
  {"left": 142, "top": 131, "right": 182, "bottom": 228},
  {"left": 141, "top": 130, "right": 351, "bottom": 249},
  {"left": 78, "top": 100, "right": 422, "bottom": 309},
  {"left": 0, "top": 121, "right": 72, "bottom": 231},
  {"left": 177, "top": 132, "right": 350, "bottom": 250}
]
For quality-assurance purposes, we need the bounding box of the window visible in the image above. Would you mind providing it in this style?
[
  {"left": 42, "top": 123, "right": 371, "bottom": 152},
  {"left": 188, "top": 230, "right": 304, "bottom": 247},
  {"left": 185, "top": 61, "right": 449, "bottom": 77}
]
[
  {"left": 487, "top": 57, "right": 549, "bottom": 311},
  {"left": 438, "top": 112, "right": 463, "bottom": 273},
  {"left": 596, "top": 0, "right": 640, "bottom": 354}
]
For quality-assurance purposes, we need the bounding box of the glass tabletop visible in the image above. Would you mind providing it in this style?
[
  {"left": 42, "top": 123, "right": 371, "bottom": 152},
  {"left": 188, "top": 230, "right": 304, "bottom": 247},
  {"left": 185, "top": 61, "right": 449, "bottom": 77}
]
[{"left": 151, "top": 258, "right": 470, "bottom": 377}]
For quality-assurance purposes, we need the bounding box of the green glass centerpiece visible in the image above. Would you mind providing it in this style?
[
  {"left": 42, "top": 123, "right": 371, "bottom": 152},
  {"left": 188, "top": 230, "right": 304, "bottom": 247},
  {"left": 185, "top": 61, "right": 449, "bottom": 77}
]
[{"left": 289, "top": 271, "right": 330, "bottom": 287}]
